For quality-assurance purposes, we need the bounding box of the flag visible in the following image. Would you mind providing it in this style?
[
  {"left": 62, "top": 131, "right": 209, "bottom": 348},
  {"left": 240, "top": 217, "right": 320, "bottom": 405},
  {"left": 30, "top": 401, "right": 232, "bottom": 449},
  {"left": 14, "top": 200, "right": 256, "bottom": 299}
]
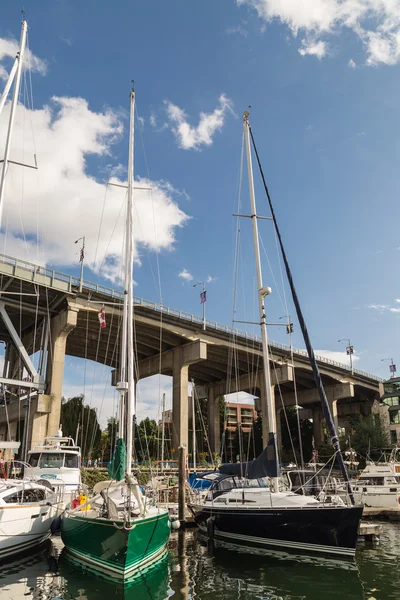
[
  {"left": 390, "top": 364, "right": 397, "bottom": 373},
  {"left": 98, "top": 305, "right": 106, "bottom": 329},
  {"left": 200, "top": 290, "right": 206, "bottom": 304},
  {"left": 79, "top": 246, "right": 85, "bottom": 262},
  {"left": 286, "top": 323, "right": 293, "bottom": 334},
  {"left": 346, "top": 345, "right": 354, "bottom": 355}
]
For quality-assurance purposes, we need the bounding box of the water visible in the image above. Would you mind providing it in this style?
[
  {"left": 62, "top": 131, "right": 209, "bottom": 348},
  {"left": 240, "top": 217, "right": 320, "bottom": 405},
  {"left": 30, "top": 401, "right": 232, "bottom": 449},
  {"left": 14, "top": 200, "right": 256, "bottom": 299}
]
[{"left": 1, "top": 525, "right": 400, "bottom": 600}]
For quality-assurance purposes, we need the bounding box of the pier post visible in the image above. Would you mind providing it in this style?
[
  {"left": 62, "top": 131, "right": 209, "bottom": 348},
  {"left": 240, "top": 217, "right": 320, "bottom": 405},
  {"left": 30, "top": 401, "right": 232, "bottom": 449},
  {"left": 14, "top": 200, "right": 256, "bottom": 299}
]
[{"left": 178, "top": 445, "right": 186, "bottom": 524}]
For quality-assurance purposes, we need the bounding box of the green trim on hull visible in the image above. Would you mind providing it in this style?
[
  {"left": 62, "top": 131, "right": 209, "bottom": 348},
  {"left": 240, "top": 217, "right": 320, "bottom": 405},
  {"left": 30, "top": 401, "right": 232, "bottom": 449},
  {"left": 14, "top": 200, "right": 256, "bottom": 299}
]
[{"left": 60, "top": 510, "right": 170, "bottom": 580}]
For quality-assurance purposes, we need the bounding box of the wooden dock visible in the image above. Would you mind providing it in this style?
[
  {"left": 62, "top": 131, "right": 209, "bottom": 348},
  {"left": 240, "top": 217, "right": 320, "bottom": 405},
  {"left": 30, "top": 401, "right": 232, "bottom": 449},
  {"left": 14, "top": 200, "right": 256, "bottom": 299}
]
[
  {"left": 358, "top": 521, "right": 383, "bottom": 542},
  {"left": 362, "top": 506, "right": 400, "bottom": 520}
]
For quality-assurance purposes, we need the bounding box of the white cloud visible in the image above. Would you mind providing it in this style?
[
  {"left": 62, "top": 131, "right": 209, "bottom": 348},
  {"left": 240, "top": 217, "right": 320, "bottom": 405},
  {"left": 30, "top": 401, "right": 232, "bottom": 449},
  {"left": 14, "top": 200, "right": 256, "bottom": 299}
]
[
  {"left": 178, "top": 268, "right": 193, "bottom": 281},
  {"left": 0, "top": 36, "right": 47, "bottom": 77},
  {"left": 315, "top": 350, "right": 360, "bottom": 365},
  {"left": 396, "top": 299, "right": 400, "bottom": 303},
  {"left": 368, "top": 304, "right": 390, "bottom": 312},
  {"left": 390, "top": 308, "right": 400, "bottom": 313},
  {"left": 138, "top": 116, "right": 145, "bottom": 129},
  {"left": 348, "top": 58, "right": 356, "bottom": 68},
  {"left": 206, "top": 275, "right": 216, "bottom": 283},
  {"left": 237, "top": 0, "right": 400, "bottom": 66},
  {"left": 225, "top": 24, "right": 248, "bottom": 37},
  {"left": 0, "top": 96, "right": 189, "bottom": 282},
  {"left": 165, "top": 94, "right": 234, "bottom": 150},
  {"left": 299, "top": 39, "right": 327, "bottom": 59},
  {"left": 149, "top": 112, "right": 156, "bottom": 128}
]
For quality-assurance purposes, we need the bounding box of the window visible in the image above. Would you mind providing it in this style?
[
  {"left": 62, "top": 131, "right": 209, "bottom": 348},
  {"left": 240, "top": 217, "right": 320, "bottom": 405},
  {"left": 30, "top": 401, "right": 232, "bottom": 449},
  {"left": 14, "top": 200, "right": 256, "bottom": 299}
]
[
  {"left": 28, "top": 453, "right": 40, "bottom": 467},
  {"left": 64, "top": 454, "right": 78, "bottom": 468},
  {"left": 390, "top": 410, "right": 400, "bottom": 424},
  {"left": 359, "top": 477, "right": 384, "bottom": 485},
  {"left": 384, "top": 380, "right": 400, "bottom": 394},
  {"left": 23, "top": 488, "right": 45, "bottom": 503},
  {"left": 382, "top": 397, "right": 400, "bottom": 407},
  {"left": 3, "top": 490, "right": 23, "bottom": 503},
  {"left": 38, "top": 453, "right": 64, "bottom": 468}
]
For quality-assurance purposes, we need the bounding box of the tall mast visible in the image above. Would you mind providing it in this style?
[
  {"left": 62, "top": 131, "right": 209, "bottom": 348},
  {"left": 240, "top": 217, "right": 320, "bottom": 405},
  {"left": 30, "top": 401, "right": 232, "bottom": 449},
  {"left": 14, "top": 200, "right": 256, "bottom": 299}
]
[
  {"left": 125, "top": 87, "right": 136, "bottom": 476},
  {"left": 192, "top": 384, "right": 196, "bottom": 472},
  {"left": 243, "top": 111, "right": 278, "bottom": 492},
  {"left": 161, "top": 392, "right": 166, "bottom": 471},
  {"left": 0, "top": 18, "right": 28, "bottom": 227}
]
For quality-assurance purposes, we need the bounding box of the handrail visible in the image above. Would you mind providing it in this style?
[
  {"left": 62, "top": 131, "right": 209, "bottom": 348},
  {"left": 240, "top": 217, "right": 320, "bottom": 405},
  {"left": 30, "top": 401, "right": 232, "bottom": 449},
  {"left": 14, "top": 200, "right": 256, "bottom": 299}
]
[{"left": 0, "top": 252, "right": 383, "bottom": 383}]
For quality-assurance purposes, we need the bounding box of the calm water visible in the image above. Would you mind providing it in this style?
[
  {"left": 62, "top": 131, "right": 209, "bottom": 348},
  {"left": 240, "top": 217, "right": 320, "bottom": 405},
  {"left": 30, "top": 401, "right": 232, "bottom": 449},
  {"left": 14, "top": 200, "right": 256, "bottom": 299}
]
[{"left": 1, "top": 525, "right": 400, "bottom": 600}]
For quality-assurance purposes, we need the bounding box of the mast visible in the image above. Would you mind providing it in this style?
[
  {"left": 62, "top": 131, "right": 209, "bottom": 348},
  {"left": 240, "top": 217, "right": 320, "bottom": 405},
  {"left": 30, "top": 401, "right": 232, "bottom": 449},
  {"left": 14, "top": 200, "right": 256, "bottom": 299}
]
[
  {"left": 243, "top": 111, "right": 278, "bottom": 492},
  {"left": 116, "top": 86, "right": 136, "bottom": 478},
  {"left": 125, "top": 87, "right": 135, "bottom": 476},
  {"left": 161, "top": 392, "right": 166, "bottom": 471},
  {"left": 0, "top": 18, "right": 28, "bottom": 228},
  {"left": 192, "top": 384, "right": 196, "bottom": 472}
]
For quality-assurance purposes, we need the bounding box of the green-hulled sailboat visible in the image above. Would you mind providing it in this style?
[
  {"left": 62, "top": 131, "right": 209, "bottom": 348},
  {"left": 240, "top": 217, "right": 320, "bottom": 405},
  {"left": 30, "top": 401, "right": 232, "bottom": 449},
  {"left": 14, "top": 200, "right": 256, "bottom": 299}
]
[{"left": 60, "top": 86, "right": 171, "bottom": 580}]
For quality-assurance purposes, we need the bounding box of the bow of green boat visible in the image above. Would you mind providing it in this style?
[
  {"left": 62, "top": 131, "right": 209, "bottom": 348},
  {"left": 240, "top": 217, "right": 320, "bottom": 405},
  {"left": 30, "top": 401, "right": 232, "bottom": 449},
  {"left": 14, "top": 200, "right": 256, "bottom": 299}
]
[{"left": 61, "top": 504, "right": 171, "bottom": 580}]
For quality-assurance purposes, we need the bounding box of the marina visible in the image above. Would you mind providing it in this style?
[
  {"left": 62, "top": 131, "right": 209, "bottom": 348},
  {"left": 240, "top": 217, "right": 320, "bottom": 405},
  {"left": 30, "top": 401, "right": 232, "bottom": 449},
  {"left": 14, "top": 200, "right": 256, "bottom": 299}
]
[{"left": 1, "top": 3, "right": 400, "bottom": 599}]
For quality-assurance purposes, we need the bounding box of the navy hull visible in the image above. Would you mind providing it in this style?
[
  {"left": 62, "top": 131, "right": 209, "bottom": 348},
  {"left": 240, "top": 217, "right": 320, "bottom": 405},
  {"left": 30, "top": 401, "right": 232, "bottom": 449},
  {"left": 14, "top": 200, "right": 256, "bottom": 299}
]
[{"left": 189, "top": 504, "right": 363, "bottom": 557}]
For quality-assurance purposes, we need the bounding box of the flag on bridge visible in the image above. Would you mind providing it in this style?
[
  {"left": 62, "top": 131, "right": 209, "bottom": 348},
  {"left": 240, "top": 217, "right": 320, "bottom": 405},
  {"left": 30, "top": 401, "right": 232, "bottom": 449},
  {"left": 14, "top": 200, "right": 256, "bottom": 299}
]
[
  {"left": 79, "top": 246, "right": 85, "bottom": 262},
  {"left": 346, "top": 345, "right": 354, "bottom": 355},
  {"left": 200, "top": 290, "right": 206, "bottom": 304},
  {"left": 98, "top": 305, "right": 106, "bottom": 329},
  {"left": 390, "top": 364, "right": 397, "bottom": 374}
]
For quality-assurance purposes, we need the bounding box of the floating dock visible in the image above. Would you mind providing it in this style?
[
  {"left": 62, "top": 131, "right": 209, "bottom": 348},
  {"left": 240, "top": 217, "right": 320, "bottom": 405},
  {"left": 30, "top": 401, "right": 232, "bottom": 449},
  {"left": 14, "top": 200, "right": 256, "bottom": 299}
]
[
  {"left": 358, "top": 521, "right": 383, "bottom": 542},
  {"left": 362, "top": 507, "right": 400, "bottom": 520}
]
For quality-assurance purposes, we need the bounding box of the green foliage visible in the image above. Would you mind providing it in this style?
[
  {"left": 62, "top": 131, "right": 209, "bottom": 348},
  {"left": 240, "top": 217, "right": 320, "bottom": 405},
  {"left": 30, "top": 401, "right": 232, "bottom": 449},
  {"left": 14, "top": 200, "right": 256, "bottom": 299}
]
[
  {"left": 81, "top": 468, "right": 108, "bottom": 491},
  {"left": 134, "top": 417, "right": 159, "bottom": 461},
  {"left": 61, "top": 395, "right": 101, "bottom": 459},
  {"left": 198, "top": 452, "right": 208, "bottom": 465},
  {"left": 348, "top": 414, "right": 388, "bottom": 460}
]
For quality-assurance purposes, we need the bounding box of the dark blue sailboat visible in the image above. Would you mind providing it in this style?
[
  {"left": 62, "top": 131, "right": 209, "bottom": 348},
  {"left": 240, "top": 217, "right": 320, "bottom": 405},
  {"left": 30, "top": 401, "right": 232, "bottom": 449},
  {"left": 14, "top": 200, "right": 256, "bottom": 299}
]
[{"left": 189, "top": 111, "right": 363, "bottom": 558}]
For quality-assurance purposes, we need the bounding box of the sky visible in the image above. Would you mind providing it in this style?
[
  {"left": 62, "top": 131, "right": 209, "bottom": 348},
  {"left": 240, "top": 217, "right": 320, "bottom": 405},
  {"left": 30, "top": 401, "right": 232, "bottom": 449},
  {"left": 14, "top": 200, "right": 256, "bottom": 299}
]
[{"left": 1, "top": 1, "right": 400, "bottom": 429}]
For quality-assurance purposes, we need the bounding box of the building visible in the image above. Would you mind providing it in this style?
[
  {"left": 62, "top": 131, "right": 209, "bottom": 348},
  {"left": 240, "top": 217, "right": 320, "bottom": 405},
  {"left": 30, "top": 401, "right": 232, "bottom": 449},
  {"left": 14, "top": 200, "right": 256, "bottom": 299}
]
[
  {"left": 380, "top": 377, "right": 400, "bottom": 444},
  {"left": 158, "top": 409, "right": 173, "bottom": 428},
  {"left": 225, "top": 402, "right": 257, "bottom": 433}
]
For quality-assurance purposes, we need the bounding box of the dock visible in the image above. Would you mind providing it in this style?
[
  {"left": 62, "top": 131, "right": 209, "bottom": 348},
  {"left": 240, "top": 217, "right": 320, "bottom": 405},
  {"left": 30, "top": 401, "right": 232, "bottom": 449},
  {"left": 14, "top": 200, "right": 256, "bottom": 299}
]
[
  {"left": 362, "top": 507, "right": 400, "bottom": 520},
  {"left": 358, "top": 521, "right": 383, "bottom": 542}
]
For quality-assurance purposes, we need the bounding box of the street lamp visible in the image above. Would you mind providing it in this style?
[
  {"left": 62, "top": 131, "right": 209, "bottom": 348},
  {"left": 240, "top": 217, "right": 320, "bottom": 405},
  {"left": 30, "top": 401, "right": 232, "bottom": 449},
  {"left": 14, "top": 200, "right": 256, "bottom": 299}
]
[
  {"left": 75, "top": 236, "right": 85, "bottom": 293},
  {"left": 381, "top": 357, "right": 396, "bottom": 379},
  {"left": 338, "top": 338, "right": 354, "bottom": 374},
  {"left": 193, "top": 281, "right": 206, "bottom": 330}
]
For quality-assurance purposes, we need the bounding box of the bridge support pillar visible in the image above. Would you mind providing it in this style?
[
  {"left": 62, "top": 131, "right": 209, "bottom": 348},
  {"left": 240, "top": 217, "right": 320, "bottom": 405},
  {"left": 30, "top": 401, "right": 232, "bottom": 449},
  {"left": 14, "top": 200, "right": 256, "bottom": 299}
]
[
  {"left": 44, "top": 308, "right": 78, "bottom": 440},
  {"left": 329, "top": 399, "right": 339, "bottom": 431},
  {"left": 171, "top": 342, "right": 207, "bottom": 457},
  {"left": 312, "top": 407, "right": 324, "bottom": 447},
  {"left": 259, "top": 374, "right": 276, "bottom": 447},
  {"left": 276, "top": 407, "right": 282, "bottom": 453},
  {"left": 207, "top": 387, "right": 220, "bottom": 458}
]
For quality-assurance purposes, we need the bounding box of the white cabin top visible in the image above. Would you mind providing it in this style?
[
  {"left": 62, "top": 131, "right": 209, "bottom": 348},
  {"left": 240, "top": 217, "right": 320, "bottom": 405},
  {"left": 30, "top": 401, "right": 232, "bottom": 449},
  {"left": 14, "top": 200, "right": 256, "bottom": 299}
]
[{"left": 28, "top": 436, "right": 80, "bottom": 456}]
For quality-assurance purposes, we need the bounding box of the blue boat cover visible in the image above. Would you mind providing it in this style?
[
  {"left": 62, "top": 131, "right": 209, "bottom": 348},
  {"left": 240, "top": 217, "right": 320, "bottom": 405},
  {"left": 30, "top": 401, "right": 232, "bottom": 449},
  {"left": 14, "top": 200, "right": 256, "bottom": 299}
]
[{"left": 218, "top": 433, "right": 280, "bottom": 479}]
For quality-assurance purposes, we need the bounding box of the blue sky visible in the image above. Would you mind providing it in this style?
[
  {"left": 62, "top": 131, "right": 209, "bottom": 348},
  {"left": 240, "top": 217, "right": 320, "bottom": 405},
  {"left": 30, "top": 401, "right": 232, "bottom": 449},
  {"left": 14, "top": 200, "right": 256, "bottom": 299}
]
[{"left": 1, "top": 1, "right": 400, "bottom": 426}]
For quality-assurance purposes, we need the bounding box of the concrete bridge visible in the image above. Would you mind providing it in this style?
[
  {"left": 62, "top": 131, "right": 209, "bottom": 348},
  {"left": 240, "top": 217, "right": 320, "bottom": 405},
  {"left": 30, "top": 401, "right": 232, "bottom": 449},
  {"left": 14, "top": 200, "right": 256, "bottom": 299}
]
[{"left": 0, "top": 252, "right": 383, "bottom": 455}]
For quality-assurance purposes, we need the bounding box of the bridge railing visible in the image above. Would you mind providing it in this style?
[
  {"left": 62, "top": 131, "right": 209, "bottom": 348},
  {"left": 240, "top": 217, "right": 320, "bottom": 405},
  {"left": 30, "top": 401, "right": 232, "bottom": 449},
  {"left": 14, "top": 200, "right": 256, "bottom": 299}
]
[{"left": 0, "top": 252, "right": 382, "bottom": 383}]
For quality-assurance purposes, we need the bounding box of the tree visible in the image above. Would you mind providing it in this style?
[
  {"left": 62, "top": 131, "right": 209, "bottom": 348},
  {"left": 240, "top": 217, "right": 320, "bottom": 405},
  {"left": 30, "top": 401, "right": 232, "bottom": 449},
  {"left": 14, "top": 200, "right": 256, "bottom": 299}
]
[
  {"left": 60, "top": 395, "right": 101, "bottom": 459},
  {"left": 280, "top": 407, "right": 313, "bottom": 464},
  {"left": 348, "top": 414, "right": 388, "bottom": 461},
  {"left": 134, "top": 417, "right": 159, "bottom": 461}
]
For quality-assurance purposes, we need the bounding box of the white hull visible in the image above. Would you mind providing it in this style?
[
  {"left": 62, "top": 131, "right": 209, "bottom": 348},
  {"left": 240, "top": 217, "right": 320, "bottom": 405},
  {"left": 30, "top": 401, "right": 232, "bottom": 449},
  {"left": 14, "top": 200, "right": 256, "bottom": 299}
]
[
  {"left": 0, "top": 503, "right": 54, "bottom": 560},
  {"left": 352, "top": 486, "right": 400, "bottom": 508}
]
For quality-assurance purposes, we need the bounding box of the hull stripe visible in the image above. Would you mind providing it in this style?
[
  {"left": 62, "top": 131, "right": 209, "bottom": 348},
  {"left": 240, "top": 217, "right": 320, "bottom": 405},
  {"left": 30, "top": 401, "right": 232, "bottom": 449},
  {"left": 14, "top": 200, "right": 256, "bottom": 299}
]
[
  {"left": 198, "top": 526, "right": 356, "bottom": 557},
  {"left": 0, "top": 532, "right": 51, "bottom": 559},
  {"left": 64, "top": 543, "right": 168, "bottom": 579}
]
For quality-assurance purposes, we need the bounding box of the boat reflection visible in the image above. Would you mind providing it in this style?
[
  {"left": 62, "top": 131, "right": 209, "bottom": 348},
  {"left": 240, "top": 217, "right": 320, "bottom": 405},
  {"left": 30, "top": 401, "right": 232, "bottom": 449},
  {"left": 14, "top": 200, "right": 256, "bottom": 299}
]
[{"left": 193, "top": 532, "right": 365, "bottom": 600}]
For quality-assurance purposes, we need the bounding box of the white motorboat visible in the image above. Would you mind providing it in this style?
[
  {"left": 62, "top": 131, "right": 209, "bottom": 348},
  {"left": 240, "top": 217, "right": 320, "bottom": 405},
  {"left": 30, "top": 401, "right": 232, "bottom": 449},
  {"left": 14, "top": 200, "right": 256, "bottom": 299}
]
[
  {"left": 25, "top": 431, "right": 81, "bottom": 508},
  {"left": 338, "top": 448, "right": 400, "bottom": 508}
]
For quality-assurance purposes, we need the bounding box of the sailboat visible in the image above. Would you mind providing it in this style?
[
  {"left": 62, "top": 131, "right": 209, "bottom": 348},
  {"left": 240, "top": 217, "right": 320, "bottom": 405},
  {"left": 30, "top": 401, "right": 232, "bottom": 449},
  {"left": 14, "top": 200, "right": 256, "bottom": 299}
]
[
  {"left": 60, "top": 87, "right": 172, "bottom": 580},
  {"left": 188, "top": 111, "right": 363, "bottom": 558},
  {"left": 0, "top": 16, "right": 61, "bottom": 560}
]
